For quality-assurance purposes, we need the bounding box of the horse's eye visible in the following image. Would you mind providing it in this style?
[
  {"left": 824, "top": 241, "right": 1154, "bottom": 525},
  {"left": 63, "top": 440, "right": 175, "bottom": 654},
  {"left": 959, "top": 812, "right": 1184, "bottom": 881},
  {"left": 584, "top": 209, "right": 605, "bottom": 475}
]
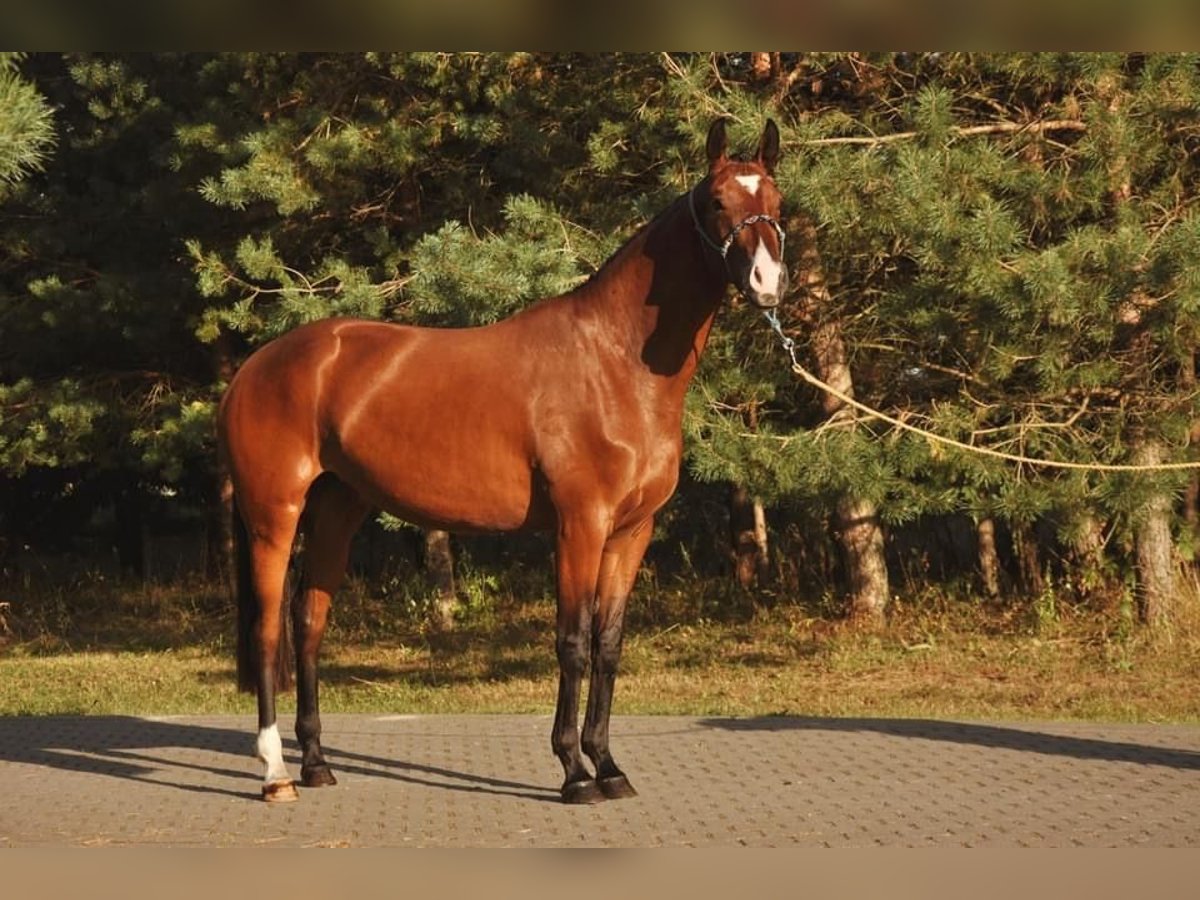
[{"left": 711, "top": 198, "right": 723, "bottom": 212}]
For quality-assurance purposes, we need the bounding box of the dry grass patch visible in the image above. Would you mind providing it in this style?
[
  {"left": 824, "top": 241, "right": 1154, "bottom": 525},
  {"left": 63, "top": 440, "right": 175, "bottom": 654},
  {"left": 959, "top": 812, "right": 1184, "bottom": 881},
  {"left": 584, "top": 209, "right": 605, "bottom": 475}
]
[{"left": 2, "top": 573, "right": 1199, "bottom": 722}]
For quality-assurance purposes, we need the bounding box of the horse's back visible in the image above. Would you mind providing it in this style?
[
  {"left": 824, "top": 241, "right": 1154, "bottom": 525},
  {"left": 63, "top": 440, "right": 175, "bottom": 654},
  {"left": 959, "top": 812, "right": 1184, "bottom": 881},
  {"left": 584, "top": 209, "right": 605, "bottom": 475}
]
[{"left": 223, "top": 316, "right": 553, "bottom": 531}]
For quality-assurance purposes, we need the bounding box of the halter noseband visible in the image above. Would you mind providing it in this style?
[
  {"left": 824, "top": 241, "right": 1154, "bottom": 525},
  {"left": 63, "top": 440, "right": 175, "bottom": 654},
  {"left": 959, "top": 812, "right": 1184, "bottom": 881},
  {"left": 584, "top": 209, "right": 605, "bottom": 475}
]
[{"left": 688, "top": 187, "right": 787, "bottom": 278}]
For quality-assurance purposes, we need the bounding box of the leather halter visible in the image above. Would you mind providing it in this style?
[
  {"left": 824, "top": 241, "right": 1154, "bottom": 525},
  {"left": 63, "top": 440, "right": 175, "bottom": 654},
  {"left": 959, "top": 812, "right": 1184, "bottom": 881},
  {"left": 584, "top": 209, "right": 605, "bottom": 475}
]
[{"left": 688, "top": 186, "right": 786, "bottom": 280}]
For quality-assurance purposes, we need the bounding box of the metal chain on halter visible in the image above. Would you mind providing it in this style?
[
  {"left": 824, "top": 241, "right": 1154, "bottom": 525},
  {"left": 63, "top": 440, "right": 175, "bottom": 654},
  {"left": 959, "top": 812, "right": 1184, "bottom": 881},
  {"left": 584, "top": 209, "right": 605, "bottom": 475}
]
[
  {"left": 758, "top": 310, "right": 1200, "bottom": 472},
  {"left": 762, "top": 308, "right": 798, "bottom": 367},
  {"left": 720, "top": 213, "right": 786, "bottom": 262}
]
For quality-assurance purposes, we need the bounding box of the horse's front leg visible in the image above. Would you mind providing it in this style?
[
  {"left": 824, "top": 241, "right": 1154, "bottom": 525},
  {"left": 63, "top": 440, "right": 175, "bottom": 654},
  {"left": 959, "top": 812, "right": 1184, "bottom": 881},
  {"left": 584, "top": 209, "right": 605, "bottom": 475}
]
[
  {"left": 552, "top": 514, "right": 608, "bottom": 804},
  {"left": 581, "top": 517, "right": 653, "bottom": 800}
]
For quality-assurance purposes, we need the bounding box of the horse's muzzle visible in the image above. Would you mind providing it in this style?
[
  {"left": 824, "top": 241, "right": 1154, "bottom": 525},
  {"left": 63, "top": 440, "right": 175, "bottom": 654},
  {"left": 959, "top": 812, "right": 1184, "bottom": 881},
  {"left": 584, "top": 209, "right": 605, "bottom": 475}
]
[{"left": 746, "top": 269, "right": 787, "bottom": 309}]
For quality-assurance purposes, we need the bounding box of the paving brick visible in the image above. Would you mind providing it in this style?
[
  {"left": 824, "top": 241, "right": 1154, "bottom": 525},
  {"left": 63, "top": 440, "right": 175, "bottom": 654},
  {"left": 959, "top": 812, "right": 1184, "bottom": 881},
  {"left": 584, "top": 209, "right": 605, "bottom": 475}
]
[{"left": 0, "top": 714, "right": 1198, "bottom": 846}]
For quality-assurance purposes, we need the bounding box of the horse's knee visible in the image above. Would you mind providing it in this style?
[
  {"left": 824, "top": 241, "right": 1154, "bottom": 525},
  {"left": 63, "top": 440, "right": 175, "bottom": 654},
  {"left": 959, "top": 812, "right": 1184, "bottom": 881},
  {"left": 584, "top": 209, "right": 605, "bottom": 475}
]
[
  {"left": 594, "top": 624, "right": 624, "bottom": 671},
  {"left": 556, "top": 631, "right": 590, "bottom": 675}
]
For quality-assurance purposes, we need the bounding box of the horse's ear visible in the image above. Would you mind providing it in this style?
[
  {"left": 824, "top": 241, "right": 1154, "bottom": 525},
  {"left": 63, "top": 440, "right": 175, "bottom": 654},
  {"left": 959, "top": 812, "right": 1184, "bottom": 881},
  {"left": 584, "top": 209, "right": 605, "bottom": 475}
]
[
  {"left": 757, "top": 119, "right": 780, "bottom": 174},
  {"left": 706, "top": 118, "right": 728, "bottom": 168}
]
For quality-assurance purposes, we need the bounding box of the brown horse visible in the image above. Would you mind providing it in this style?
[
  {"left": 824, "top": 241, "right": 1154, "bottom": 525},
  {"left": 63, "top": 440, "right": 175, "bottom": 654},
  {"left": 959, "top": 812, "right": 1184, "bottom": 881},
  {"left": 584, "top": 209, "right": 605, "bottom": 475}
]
[{"left": 219, "top": 118, "right": 787, "bottom": 804}]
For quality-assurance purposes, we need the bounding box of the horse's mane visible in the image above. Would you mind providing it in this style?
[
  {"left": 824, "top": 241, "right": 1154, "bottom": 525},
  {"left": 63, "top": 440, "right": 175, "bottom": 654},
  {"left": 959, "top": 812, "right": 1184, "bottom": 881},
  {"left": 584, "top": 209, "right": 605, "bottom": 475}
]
[{"left": 567, "top": 187, "right": 695, "bottom": 297}]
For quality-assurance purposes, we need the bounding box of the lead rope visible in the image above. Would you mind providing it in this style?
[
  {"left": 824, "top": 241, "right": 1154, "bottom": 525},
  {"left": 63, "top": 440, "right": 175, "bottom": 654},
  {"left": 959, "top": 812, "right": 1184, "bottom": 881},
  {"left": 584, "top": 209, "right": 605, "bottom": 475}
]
[{"left": 761, "top": 309, "right": 1200, "bottom": 472}]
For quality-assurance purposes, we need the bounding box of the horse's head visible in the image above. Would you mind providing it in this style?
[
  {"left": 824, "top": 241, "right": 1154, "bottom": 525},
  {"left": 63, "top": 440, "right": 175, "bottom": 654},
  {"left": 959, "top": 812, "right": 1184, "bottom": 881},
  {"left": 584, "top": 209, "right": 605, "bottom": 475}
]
[{"left": 691, "top": 118, "right": 788, "bottom": 309}]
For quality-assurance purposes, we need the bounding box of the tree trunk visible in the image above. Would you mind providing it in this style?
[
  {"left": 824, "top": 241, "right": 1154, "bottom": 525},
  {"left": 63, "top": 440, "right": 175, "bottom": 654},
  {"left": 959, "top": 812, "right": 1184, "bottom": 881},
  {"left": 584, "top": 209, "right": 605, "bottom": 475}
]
[
  {"left": 976, "top": 517, "right": 1001, "bottom": 600},
  {"left": 797, "top": 214, "right": 889, "bottom": 626},
  {"left": 836, "top": 494, "right": 889, "bottom": 624},
  {"left": 752, "top": 498, "right": 769, "bottom": 584},
  {"left": 1134, "top": 439, "right": 1178, "bottom": 629},
  {"left": 730, "top": 484, "right": 769, "bottom": 588},
  {"left": 1184, "top": 348, "right": 1200, "bottom": 549},
  {"left": 1012, "top": 522, "right": 1044, "bottom": 599},
  {"left": 1099, "top": 91, "right": 1179, "bottom": 629},
  {"left": 1067, "top": 512, "right": 1109, "bottom": 604},
  {"left": 424, "top": 529, "right": 458, "bottom": 630}
]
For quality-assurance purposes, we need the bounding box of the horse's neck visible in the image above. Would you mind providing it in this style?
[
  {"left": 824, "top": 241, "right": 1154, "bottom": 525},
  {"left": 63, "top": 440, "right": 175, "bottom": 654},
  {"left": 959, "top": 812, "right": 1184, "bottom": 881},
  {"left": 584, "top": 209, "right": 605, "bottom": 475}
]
[{"left": 578, "top": 194, "right": 727, "bottom": 394}]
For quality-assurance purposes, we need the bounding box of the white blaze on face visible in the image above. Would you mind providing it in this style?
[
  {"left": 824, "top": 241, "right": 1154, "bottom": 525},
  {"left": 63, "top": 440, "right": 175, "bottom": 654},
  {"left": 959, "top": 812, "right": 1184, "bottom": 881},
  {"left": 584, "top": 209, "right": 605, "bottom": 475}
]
[
  {"left": 735, "top": 174, "right": 761, "bottom": 195},
  {"left": 257, "top": 723, "right": 291, "bottom": 784},
  {"left": 749, "top": 237, "right": 782, "bottom": 296}
]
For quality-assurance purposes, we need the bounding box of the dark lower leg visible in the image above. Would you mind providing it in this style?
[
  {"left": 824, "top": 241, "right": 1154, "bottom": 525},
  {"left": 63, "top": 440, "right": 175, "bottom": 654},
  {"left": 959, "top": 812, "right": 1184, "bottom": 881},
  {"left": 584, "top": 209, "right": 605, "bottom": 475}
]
[
  {"left": 294, "top": 592, "right": 335, "bottom": 786},
  {"left": 553, "top": 630, "right": 599, "bottom": 801},
  {"left": 295, "top": 679, "right": 333, "bottom": 785},
  {"left": 582, "top": 635, "right": 623, "bottom": 779},
  {"left": 290, "top": 478, "right": 366, "bottom": 788},
  {"left": 579, "top": 521, "right": 650, "bottom": 800},
  {"left": 551, "top": 519, "right": 607, "bottom": 803},
  {"left": 256, "top": 647, "right": 297, "bottom": 799},
  {"left": 582, "top": 625, "right": 637, "bottom": 799}
]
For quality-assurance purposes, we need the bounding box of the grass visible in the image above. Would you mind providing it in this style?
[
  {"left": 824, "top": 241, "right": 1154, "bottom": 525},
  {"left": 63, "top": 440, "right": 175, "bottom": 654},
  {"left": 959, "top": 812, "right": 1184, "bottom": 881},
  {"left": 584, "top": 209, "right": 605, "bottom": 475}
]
[{"left": 2, "top": 568, "right": 1200, "bottom": 722}]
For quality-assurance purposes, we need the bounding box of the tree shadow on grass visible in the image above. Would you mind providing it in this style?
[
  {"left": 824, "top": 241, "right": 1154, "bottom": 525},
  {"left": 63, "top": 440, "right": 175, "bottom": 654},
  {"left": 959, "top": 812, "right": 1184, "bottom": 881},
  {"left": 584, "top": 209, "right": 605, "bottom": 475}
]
[
  {"left": 194, "top": 651, "right": 556, "bottom": 689},
  {"left": 697, "top": 716, "right": 1200, "bottom": 770},
  {"left": 0, "top": 716, "right": 559, "bottom": 802}
]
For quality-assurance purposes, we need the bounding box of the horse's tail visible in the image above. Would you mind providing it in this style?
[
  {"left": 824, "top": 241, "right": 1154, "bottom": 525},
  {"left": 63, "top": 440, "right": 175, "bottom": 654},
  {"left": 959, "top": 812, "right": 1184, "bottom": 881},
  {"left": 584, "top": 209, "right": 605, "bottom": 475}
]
[{"left": 233, "top": 494, "right": 294, "bottom": 694}]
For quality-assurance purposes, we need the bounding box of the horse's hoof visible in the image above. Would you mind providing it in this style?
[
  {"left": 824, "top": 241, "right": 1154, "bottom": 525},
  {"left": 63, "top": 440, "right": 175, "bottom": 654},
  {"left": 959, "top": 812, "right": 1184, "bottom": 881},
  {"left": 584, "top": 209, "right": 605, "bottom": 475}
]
[
  {"left": 301, "top": 765, "right": 337, "bottom": 787},
  {"left": 261, "top": 779, "right": 299, "bottom": 803},
  {"left": 598, "top": 774, "right": 638, "bottom": 800},
  {"left": 561, "top": 779, "right": 605, "bottom": 804}
]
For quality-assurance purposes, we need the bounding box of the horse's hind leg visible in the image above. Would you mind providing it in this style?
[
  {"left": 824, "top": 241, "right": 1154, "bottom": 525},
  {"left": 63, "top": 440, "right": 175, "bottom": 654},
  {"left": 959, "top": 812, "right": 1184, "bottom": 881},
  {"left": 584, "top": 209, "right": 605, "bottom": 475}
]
[
  {"left": 294, "top": 476, "right": 370, "bottom": 787},
  {"left": 240, "top": 500, "right": 304, "bottom": 802},
  {"left": 581, "top": 516, "right": 653, "bottom": 800}
]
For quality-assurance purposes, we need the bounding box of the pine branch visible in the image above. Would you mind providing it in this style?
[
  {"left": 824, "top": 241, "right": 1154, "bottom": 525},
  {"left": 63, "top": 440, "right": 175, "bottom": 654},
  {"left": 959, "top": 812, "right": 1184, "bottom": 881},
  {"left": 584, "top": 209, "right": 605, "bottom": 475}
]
[
  {"left": 659, "top": 53, "right": 737, "bottom": 121},
  {"left": 802, "top": 119, "right": 1088, "bottom": 147}
]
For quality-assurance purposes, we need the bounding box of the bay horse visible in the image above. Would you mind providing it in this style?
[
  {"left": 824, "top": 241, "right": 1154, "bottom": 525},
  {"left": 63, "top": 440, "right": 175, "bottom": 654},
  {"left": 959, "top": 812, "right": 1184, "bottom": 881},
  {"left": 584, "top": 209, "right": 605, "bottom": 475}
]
[{"left": 219, "top": 118, "right": 787, "bottom": 804}]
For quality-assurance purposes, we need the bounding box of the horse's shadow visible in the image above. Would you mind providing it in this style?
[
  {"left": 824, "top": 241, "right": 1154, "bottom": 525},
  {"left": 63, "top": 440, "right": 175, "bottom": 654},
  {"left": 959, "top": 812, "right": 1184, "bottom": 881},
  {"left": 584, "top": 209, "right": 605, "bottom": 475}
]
[{"left": 0, "top": 716, "right": 559, "bottom": 802}]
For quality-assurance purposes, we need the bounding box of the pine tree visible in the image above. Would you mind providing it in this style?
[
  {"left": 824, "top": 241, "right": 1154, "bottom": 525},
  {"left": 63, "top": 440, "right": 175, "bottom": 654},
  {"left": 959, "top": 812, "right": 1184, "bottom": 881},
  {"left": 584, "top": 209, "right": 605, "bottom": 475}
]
[
  {"left": 663, "top": 53, "right": 1200, "bottom": 626},
  {"left": 752, "top": 53, "right": 1200, "bottom": 624},
  {"left": 0, "top": 53, "right": 214, "bottom": 568}
]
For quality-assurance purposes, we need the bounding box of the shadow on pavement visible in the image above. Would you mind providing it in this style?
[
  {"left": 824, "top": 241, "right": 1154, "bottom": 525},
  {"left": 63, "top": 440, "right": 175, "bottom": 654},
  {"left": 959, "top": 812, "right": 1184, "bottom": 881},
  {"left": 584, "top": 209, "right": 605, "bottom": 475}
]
[
  {"left": 0, "top": 716, "right": 558, "bottom": 802},
  {"left": 697, "top": 716, "right": 1200, "bottom": 770}
]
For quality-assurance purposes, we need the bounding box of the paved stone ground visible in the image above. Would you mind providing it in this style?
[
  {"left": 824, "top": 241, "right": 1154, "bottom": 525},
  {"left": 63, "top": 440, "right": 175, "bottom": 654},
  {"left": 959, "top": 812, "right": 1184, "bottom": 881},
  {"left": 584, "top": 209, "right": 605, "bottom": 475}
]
[{"left": 1, "top": 714, "right": 1198, "bottom": 847}]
